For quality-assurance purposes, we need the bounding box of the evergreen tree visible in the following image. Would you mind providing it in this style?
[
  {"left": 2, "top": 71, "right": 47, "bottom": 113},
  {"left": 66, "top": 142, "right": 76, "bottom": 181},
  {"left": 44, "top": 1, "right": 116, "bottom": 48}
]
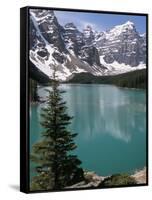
[
  {"left": 30, "top": 67, "right": 83, "bottom": 191},
  {"left": 30, "top": 79, "right": 39, "bottom": 102}
]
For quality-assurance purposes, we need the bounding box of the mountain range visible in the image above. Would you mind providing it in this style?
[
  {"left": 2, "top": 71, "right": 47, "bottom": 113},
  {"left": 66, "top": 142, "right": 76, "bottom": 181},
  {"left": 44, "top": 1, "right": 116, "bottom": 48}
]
[{"left": 29, "top": 9, "right": 146, "bottom": 81}]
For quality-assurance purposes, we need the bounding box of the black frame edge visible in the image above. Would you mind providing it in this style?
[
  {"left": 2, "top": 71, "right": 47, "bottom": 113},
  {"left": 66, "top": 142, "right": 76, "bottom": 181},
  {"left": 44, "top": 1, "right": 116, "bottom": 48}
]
[
  {"left": 146, "top": 13, "right": 149, "bottom": 186},
  {"left": 27, "top": 5, "right": 148, "bottom": 16},
  {"left": 20, "top": 6, "right": 29, "bottom": 193}
]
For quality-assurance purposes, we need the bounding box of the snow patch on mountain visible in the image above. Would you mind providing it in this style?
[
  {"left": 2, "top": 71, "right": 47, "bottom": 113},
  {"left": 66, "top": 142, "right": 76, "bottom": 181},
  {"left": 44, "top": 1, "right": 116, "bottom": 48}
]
[
  {"left": 30, "top": 46, "right": 86, "bottom": 81},
  {"left": 30, "top": 13, "right": 49, "bottom": 45},
  {"left": 100, "top": 56, "right": 146, "bottom": 75}
]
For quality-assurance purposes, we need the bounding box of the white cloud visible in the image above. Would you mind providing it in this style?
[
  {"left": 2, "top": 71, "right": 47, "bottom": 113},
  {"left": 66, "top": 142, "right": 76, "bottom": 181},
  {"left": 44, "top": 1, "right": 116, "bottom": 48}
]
[
  {"left": 54, "top": 11, "right": 104, "bottom": 32},
  {"left": 79, "top": 21, "right": 103, "bottom": 32}
]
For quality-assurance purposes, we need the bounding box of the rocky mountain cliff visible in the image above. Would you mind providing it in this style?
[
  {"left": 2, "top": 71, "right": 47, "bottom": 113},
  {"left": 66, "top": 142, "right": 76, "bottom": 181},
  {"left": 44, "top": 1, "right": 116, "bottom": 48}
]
[
  {"left": 95, "top": 21, "right": 146, "bottom": 66},
  {"left": 29, "top": 9, "right": 146, "bottom": 81}
]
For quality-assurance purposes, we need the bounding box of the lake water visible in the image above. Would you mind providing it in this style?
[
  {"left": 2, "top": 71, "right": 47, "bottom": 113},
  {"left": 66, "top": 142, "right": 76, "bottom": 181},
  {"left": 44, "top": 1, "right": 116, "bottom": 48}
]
[{"left": 30, "top": 84, "right": 146, "bottom": 177}]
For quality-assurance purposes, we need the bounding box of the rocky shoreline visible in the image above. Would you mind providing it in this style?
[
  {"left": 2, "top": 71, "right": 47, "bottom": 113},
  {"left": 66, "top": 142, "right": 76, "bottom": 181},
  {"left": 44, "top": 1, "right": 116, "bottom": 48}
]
[
  {"left": 131, "top": 167, "right": 147, "bottom": 184},
  {"left": 66, "top": 167, "right": 146, "bottom": 189}
]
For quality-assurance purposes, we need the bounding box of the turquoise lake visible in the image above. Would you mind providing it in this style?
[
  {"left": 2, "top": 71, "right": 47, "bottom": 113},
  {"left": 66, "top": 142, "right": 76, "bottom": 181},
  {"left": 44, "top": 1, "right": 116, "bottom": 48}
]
[{"left": 30, "top": 84, "right": 146, "bottom": 177}]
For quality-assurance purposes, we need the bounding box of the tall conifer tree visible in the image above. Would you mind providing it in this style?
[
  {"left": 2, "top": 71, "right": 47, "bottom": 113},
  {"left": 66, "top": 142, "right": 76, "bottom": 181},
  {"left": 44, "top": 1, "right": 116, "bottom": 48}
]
[{"left": 30, "top": 66, "right": 83, "bottom": 191}]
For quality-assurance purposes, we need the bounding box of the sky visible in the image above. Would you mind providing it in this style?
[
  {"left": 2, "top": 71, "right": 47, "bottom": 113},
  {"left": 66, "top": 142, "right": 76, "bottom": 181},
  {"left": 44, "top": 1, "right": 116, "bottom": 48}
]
[{"left": 55, "top": 10, "right": 146, "bottom": 34}]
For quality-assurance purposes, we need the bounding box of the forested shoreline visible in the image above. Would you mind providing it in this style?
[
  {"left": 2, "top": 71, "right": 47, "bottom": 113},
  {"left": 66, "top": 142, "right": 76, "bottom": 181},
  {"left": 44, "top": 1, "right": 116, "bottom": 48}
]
[
  {"left": 67, "top": 69, "right": 147, "bottom": 89},
  {"left": 30, "top": 69, "right": 146, "bottom": 103}
]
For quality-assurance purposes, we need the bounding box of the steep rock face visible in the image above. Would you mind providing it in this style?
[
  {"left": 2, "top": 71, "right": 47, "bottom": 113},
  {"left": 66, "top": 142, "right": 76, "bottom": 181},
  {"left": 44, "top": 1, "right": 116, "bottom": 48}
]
[
  {"left": 30, "top": 9, "right": 66, "bottom": 52},
  {"left": 62, "top": 23, "right": 84, "bottom": 55},
  {"left": 62, "top": 23, "right": 101, "bottom": 67},
  {"left": 29, "top": 9, "right": 146, "bottom": 80},
  {"left": 80, "top": 46, "right": 101, "bottom": 66},
  {"left": 30, "top": 9, "right": 68, "bottom": 66},
  {"left": 29, "top": 9, "right": 104, "bottom": 80},
  {"left": 83, "top": 25, "right": 95, "bottom": 46},
  {"left": 95, "top": 21, "right": 146, "bottom": 67}
]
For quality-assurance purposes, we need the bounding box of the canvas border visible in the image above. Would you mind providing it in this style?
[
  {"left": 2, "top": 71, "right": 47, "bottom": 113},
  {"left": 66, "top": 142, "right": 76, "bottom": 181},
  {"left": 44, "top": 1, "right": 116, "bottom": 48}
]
[{"left": 20, "top": 6, "right": 149, "bottom": 193}]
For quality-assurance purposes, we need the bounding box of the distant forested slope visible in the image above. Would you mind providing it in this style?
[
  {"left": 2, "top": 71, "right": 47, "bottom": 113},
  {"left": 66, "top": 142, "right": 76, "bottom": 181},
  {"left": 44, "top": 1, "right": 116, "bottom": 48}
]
[{"left": 67, "top": 69, "right": 147, "bottom": 89}]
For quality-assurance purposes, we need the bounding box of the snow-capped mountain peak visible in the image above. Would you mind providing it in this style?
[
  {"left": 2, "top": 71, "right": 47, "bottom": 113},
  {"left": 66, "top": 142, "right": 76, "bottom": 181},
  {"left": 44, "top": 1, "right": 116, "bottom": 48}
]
[
  {"left": 124, "top": 20, "right": 134, "bottom": 25},
  {"left": 29, "top": 10, "right": 146, "bottom": 81},
  {"left": 106, "top": 21, "right": 136, "bottom": 40},
  {"left": 30, "top": 9, "right": 55, "bottom": 23},
  {"left": 64, "top": 23, "right": 77, "bottom": 31}
]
